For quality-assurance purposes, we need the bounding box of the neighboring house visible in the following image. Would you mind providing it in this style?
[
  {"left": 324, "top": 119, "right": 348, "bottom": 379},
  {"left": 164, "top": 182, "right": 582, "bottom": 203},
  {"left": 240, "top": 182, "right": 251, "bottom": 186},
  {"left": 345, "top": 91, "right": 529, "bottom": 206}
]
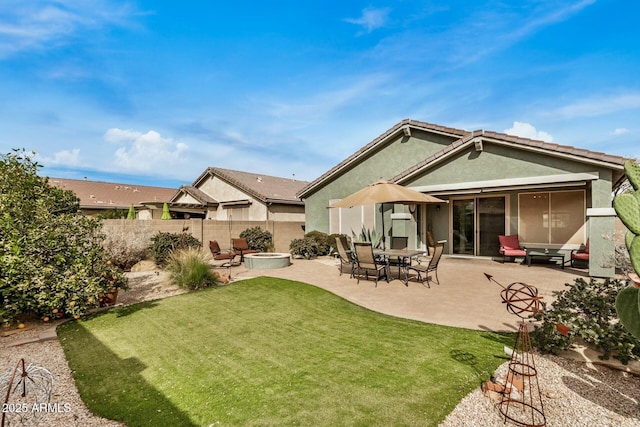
[
  {"left": 170, "top": 167, "right": 308, "bottom": 222},
  {"left": 297, "top": 119, "right": 633, "bottom": 278},
  {"left": 49, "top": 177, "right": 177, "bottom": 219}
]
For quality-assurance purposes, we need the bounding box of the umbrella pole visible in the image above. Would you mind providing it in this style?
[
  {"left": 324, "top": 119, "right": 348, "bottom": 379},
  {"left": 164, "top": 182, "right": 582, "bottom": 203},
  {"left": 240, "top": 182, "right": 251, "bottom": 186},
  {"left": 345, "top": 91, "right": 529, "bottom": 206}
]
[{"left": 381, "top": 203, "right": 386, "bottom": 250}]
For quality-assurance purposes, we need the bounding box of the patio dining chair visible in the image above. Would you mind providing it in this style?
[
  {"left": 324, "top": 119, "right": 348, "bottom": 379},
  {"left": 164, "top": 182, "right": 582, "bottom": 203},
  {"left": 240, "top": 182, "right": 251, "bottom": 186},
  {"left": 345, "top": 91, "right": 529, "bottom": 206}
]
[
  {"left": 353, "top": 242, "right": 389, "bottom": 286},
  {"left": 388, "top": 236, "right": 409, "bottom": 277},
  {"left": 390, "top": 236, "right": 408, "bottom": 249},
  {"left": 335, "top": 236, "right": 355, "bottom": 277},
  {"left": 407, "top": 241, "right": 444, "bottom": 287}
]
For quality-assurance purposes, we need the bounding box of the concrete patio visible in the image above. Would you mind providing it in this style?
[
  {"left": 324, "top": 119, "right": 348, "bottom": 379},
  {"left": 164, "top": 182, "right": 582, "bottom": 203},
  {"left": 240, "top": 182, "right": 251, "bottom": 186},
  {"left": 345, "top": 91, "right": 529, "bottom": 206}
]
[{"left": 232, "top": 255, "right": 590, "bottom": 332}]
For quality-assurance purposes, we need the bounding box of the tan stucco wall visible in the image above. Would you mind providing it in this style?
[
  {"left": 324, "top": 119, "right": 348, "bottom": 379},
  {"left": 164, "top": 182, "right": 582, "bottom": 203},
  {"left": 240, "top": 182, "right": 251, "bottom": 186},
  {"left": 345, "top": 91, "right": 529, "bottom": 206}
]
[
  {"left": 197, "top": 176, "right": 268, "bottom": 221},
  {"left": 102, "top": 219, "right": 305, "bottom": 253},
  {"left": 268, "top": 204, "right": 305, "bottom": 222},
  {"left": 173, "top": 193, "right": 200, "bottom": 204}
]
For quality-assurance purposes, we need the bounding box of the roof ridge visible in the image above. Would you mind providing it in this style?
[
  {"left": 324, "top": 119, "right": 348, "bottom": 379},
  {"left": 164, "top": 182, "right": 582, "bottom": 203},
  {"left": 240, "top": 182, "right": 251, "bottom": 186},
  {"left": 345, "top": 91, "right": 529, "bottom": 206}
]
[
  {"left": 202, "top": 167, "right": 308, "bottom": 203},
  {"left": 297, "top": 119, "right": 467, "bottom": 198},
  {"left": 392, "top": 128, "right": 630, "bottom": 184},
  {"left": 49, "top": 177, "right": 176, "bottom": 191}
]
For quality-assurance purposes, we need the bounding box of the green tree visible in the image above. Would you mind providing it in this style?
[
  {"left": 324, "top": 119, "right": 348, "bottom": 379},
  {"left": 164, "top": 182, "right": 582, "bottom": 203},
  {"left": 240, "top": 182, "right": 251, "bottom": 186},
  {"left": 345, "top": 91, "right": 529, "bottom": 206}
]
[
  {"left": 0, "top": 150, "right": 127, "bottom": 325},
  {"left": 161, "top": 202, "right": 171, "bottom": 219}
]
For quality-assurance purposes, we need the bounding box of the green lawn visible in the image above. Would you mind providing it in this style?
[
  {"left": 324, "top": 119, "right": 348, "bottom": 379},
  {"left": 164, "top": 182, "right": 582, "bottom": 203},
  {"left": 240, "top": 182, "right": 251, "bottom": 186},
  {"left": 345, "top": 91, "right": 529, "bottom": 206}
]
[{"left": 59, "top": 277, "right": 512, "bottom": 427}]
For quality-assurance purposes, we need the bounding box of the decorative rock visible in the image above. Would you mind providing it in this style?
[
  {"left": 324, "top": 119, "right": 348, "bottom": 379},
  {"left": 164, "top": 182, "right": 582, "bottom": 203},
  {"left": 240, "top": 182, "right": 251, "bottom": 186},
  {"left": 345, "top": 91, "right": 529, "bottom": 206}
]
[{"left": 481, "top": 381, "right": 505, "bottom": 394}]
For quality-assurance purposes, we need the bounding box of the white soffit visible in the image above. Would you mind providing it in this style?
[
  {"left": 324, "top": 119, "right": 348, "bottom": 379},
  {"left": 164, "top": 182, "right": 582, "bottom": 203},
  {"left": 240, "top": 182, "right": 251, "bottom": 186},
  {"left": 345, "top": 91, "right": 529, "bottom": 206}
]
[{"left": 409, "top": 172, "right": 599, "bottom": 194}]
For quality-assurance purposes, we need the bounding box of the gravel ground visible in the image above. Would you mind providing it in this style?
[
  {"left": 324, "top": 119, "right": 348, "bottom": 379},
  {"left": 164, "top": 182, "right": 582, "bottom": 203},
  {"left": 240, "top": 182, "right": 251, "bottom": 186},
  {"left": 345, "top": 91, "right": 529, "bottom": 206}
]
[
  {"left": 2, "top": 270, "right": 639, "bottom": 427},
  {"left": 440, "top": 353, "right": 640, "bottom": 427}
]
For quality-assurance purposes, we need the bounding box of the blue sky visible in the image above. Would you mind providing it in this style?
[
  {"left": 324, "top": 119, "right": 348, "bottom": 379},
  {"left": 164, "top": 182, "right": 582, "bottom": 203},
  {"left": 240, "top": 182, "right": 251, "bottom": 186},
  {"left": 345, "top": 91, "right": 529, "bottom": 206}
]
[{"left": 1, "top": 1, "right": 638, "bottom": 188}]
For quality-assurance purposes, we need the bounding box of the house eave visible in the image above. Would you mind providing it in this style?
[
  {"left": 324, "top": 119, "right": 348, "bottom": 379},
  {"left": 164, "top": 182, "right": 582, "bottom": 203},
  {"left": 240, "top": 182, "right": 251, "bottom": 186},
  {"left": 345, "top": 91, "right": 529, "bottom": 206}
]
[
  {"left": 409, "top": 172, "right": 600, "bottom": 195},
  {"left": 395, "top": 134, "right": 628, "bottom": 185},
  {"left": 220, "top": 199, "right": 253, "bottom": 207},
  {"left": 265, "top": 198, "right": 305, "bottom": 206}
]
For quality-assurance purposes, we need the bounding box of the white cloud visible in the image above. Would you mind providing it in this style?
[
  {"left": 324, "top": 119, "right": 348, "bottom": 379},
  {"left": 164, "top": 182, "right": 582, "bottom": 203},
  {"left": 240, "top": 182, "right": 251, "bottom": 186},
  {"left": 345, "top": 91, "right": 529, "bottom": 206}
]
[
  {"left": 369, "top": 0, "right": 597, "bottom": 69},
  {"left": 105, "top": 128, "right": 188, "bottom": 172},
  {"left": 262, "top": 74, "right": 390, "bottom": 126},
  {"left": 553, "top": 93, "right": 640, "bottom": 119},
  {"left": 504, "top": 121, "right": 553, "bottom": 142},
  {"left": 0, "top": 0, "right": 140, "bottom": 58},
  {"left": 104, "top": 128, "right": 143, "bottom": 143},
  {"left": 345, "top": 7, "right": 391, "bottom": 34},
  {"left": 38, "top": 148, "right": 82, "bottom": 166},
  {"left": 613, "top": 128, "right": 629, "bottom": 136}
]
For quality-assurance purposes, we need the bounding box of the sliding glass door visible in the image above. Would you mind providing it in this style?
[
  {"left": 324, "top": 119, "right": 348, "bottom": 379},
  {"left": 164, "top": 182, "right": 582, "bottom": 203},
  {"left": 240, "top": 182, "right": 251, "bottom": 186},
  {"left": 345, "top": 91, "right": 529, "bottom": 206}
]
[
  {"left": 452, "top": 196, "right": 506, "bottom": 256},
  {"left": 478, "top": 197, "right": 506, "bottom": 256},
  {"left": 452, "top": 200, "right": 475, "bottom": 254}
]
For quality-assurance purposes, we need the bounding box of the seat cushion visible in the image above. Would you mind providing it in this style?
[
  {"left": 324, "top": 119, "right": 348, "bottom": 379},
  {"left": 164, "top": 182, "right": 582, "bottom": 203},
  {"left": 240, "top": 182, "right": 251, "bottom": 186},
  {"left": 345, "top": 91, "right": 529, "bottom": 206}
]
[
  {"left": 498, "top": 235, "right": 521, "bottom": 250},
  {"left": 503, "top": 249, "right": 527, "bottom": 257},
  {"left": 209, "top": 240, "right": 222, "bottom": 254},
  {"left": 232, "top": 238, "right": 250, "bottom": 251},
  {"left": 572, "top": 252, "right": 589, "bottom": 261}
]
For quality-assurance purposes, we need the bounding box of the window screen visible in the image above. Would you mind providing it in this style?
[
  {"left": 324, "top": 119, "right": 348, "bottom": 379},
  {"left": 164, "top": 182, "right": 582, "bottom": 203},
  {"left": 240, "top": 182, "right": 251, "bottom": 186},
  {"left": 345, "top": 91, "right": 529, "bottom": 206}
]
[{"left": 518, "top": 190, "right": 585, "bottom": 245}]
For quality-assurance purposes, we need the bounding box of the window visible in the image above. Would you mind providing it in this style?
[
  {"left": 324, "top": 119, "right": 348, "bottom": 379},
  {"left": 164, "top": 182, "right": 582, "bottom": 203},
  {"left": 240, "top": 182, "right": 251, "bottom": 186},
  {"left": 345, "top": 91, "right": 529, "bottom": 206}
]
[{"left": 518, "top": 190, "right": 585, "bottom": 245}]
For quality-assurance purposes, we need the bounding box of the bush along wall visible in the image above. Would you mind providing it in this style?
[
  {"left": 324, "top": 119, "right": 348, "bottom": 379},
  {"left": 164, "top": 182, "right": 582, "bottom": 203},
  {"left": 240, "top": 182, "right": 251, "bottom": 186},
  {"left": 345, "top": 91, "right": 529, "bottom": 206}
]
[
  {"left": 289, "top": 238, "right": 319, "bottom": 259},
  {"left": 0, "top": 150, "right": 127, "bottom": 325},
  {"left": 239, "top": 227, "right": 273, "bottom": 252},
  {"left": 150, "top": 232, "right": 202, "bottom": 267}
]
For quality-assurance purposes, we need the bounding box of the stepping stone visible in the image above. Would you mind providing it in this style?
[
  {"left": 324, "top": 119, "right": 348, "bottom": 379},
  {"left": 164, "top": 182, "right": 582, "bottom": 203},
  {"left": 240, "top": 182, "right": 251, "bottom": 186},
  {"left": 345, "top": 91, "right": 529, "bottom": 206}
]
[{"left": 39, "top": 328, "right": 58, "bottom": 341}]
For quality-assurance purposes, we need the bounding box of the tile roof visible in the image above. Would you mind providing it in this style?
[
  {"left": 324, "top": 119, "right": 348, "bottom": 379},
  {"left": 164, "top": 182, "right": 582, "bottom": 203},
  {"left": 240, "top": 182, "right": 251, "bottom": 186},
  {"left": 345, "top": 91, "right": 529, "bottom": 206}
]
[
  {"left": 196, "top": 167, "right": 309, "bottom": 204},
  {"left": 171, "top": 186, "right": 218, "bottom": 205},
  {"left": 296, "top": 119, "right": 466, "bottom": 198},
  {"left": 392, "top": 129, "right": 630, "bottom": 184},
  {"left": 49, "top": 178, "right": 177, "bottom": 209},
  {"left": 481, "top": 130, "right": 629, "bottom": 165},
  {"left": 297, "top": 119, "right": 632, "bottom": 197}
]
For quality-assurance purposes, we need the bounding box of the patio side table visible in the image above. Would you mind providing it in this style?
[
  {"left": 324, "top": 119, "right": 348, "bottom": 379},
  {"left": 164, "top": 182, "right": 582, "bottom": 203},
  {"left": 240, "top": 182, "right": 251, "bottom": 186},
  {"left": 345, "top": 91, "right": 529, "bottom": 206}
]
[{"left": 526, "top": 250, "right": 565, "bottom": 269}]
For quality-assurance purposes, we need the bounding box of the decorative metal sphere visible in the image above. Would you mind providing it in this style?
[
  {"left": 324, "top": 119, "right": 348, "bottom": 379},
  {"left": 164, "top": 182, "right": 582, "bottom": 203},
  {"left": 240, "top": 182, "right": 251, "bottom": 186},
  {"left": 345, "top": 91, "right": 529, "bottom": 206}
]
[{"left": 500, "top": 282, "right": 542, "bottom": 319}]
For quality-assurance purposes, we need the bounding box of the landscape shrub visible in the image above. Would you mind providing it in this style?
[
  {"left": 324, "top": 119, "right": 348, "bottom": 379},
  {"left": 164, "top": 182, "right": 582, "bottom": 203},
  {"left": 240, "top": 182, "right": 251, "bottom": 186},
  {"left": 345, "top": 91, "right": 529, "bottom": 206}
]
[
  {"left": 239, "top": 226, "right": 273, "bottom": 252},
  {"left": 532, "top": 277, "right": 640, "bottom": 364},
  {"left": 289, "top": 238, "right": 319, "bottom": 259},
  {"left": 166, "top": 248, "right": 219, "bottom": 290},
  {"left": 102, "top": 220, "right": 154, "bottom": 270},
  {"left": 0, "top": 149, "right": 127, "bottom": 324},
  {"left": 96, "top": 208, "right": 127, "bottom": 219},
  {"left": 150, "top": 232, "right": 201, "bottom": 267},
  {"left": 304, "top": 231, "right": 332, "bottom": 256}
]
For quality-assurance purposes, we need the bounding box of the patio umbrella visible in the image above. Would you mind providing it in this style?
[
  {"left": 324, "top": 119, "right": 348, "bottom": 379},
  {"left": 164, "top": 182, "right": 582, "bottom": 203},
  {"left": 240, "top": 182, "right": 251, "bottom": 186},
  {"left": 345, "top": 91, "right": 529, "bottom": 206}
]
[{"left": 330, "top": 180, "right": 446, "bottom": 249}]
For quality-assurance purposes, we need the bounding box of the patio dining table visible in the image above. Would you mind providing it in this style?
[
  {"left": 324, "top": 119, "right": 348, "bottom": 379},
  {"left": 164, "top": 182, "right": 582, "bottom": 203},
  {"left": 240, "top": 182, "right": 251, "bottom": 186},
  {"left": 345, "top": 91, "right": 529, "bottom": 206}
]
[{"left": 374, "top": 248, "right": 425, "bottom": 285}]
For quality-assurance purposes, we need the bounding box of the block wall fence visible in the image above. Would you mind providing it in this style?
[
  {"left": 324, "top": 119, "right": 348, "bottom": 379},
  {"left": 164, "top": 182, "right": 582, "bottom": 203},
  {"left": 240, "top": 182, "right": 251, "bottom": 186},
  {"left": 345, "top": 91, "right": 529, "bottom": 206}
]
[{"left": 103, "top": 219, "right": 306, "bottom": 253}]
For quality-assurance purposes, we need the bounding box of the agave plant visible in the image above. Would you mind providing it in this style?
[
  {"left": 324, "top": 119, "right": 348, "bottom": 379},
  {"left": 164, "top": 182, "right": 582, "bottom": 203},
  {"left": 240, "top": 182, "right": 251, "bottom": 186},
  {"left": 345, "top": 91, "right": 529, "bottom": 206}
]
[{"left": 351, "top": 226, "right": 382, "bottom": 249}]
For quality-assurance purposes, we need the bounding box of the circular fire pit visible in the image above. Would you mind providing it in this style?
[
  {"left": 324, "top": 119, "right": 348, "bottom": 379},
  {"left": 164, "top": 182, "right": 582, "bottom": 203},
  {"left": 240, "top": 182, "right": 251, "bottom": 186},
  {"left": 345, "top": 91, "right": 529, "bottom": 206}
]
[{"left": 244, "top": 253, "right": 291, "bottom": 269}]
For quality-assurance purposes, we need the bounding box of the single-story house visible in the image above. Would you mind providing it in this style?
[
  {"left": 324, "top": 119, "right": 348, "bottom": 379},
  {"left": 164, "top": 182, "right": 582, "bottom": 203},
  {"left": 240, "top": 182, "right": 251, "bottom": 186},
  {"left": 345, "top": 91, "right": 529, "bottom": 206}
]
[
  {"left": 297, "top": 119, "right": 632, "bottom": 278},
  {"left": 49, "top": 177, "right": 177, "bottom": 219},
  {"left": 170, "top": 167, "right": 308, "bottom": 222}
]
